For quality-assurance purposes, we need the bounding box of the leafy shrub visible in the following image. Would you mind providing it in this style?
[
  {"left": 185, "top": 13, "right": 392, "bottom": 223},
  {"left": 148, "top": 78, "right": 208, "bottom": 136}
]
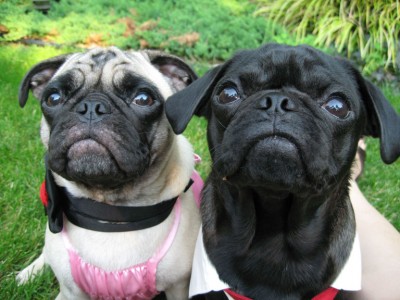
[
  {"left": 0, "top": 0, "right": 301, "bottom": 61},
  {"left": 255, "top": 0, "right": 400, "bottom": 74}
]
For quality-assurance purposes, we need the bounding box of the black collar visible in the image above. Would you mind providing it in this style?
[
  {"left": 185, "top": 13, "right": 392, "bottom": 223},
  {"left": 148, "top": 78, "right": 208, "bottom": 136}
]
[{"left": 44, "top": 163, "right": 193, "bottom": 233}]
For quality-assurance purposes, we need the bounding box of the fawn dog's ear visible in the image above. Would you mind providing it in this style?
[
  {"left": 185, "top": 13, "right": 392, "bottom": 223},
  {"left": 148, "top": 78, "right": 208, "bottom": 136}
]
[
  {"left": 142, "top": 49, "right": 198, "bottom": 93},
  {"left": 18, "top": 54, "right": 72, "bottom": 107}
]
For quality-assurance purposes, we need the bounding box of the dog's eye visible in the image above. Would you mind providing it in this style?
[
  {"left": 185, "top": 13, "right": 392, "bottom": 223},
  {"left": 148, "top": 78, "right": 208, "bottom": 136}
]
[
  {"left": 132, "top": 92, "right": 154, "bottom": 106},
  {"left": 218, "top": 87, "right": 240, "bottom": 104},
  {"left": 322, "top": 97, "right": 350, "bottom": 119},
  {"left": 46, "top": 92, "right": 63, "bottom": 106}
]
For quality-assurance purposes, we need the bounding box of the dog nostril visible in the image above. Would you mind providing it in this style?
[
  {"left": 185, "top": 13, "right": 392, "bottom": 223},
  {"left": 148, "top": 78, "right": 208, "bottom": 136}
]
[
  {"left": 95, "top": 103, "right": 107, "bottom": 115},
  {"left": 76, "top": 102, "right": 89, "bottom": 115},
  {"left": 281, "top": 98, "right": 296, "bottom": 111},
  {"left": 263, "top": 94, "right": 295, "bottom": 112},
  {"left": 75, "top": 99, "right": 111, "bottom": 123},
  {"left": 265, "top": 97, "right": 273, "bottom": 110},
  {"left": 281, "top": 98, "right": 289, "bottom": 110}
]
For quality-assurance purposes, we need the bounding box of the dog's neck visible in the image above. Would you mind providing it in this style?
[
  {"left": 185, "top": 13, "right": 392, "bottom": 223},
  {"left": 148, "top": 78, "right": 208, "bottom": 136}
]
[
  {"left": 248, "top": 187, "right": 330, "bottom": 235},
  {"left": 202, "top": 175, "right": 355, "bottom": 298},
  {"left": 209, "top": 177, "right": 351, "bottom": 249}
]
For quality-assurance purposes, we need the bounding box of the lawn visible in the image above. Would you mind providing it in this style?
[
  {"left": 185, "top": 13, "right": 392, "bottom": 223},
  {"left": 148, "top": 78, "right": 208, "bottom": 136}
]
[{"left": 0, "top": 0, "right": 399, "bottom": 298}]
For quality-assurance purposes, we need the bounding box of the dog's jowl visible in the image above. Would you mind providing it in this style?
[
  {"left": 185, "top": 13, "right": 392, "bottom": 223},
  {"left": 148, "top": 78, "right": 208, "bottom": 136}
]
[
  {"left": 166, "top": 43, "right": 400, "bottom": 300},
  {"left": 17, "top": 47, "right": 201, "bottom": 300}
]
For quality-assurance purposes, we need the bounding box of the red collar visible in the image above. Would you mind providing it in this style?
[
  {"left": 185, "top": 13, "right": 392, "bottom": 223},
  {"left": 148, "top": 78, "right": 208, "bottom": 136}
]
[
  {"left": 40, "top": 181, "right": 48, "bottom": 207},
  {"left": 311, "top": 287, "right": 339, "bottom": 300},
  {"left": 224, "top": 287, "right": 339, "bottom": 300},
  {"left": 224, "top": 289, "right": 252, "bottom": 300}
]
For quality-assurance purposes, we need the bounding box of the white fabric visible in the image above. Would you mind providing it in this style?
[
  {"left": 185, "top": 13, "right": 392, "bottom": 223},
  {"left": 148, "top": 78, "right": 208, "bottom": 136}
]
[
  {"left": 189, "top": 228, "right": 361, "bottom": 297},
  {"left": 331, "top": 233, "right": 362, "bottom": 290},
  {"left": 189, "top": 229, "right": 229, "bottom": 297}
]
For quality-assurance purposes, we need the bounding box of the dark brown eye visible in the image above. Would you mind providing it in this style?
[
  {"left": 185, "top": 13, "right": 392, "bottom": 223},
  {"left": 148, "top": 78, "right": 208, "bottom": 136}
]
[
  {"left": 132, "top": 92, "right": 154, "bottom": 106},
  {"left": 46, "top": 92, "right": 63, "bottom": 106},
  {"left": 322, "top": 97, "right": 350, "bottom": 119},
  {"left": 218, "top": 87, "right": 240, "bottom": 104}
]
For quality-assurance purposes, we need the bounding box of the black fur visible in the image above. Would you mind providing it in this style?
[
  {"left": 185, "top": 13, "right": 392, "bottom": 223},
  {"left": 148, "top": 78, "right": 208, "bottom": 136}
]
[{"left": 166, "top": 44, "right": 400, "bottom": 299}]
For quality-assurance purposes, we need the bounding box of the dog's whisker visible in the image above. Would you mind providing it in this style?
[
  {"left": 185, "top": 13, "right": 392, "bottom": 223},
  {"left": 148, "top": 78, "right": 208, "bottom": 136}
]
[{"left": 216, "top": 119, "right": 227, "bottom": 129}]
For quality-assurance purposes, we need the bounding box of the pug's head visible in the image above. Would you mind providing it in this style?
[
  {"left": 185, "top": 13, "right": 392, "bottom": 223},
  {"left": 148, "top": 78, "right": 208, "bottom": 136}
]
[
  {"left": 19, "top": 47, "right": 197, "bottom": 191},
  {"left": 166, "top": 44, "right": 400, "bottom": 196}
]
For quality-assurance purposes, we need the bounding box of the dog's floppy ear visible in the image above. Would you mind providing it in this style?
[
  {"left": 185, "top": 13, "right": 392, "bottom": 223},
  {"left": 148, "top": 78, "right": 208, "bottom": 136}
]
[
  {"left": 354, "top": 70, "right": 400, "bottom": 164},
  {"left": 19, "top": 54, "right": 71, "bottom": 108},
  {"left": 165, "top": 64, "right": 225, "bottom": 134},
  {"left": 143, "top": 50, "right": 198, "bottom": 93}
]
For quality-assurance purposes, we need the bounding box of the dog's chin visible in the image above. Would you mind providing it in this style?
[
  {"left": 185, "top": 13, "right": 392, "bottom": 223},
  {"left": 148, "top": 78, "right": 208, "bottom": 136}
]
[
  {"left": 66, "top": 141, "right": 129, "bottom": 187},
  {"left": 222, "top": 137, "right": 306, "bottom": 191},
  {"left": 52, "top": 139, "right": 148, "bottom": 188}
]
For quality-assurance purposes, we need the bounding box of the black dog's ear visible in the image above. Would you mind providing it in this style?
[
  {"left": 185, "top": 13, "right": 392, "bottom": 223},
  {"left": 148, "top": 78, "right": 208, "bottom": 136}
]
[
  {"left": 18, "top": 54, "right": 71, "bottom": 108},
  {"left": 355, "top": 71, "right": 400, "bottom": 164},
  {"left": 165, "top": 64, "right": 225, "bottom": 134},
  {"left": 143, "top": 50, "right": 198, "bottom": 93}
]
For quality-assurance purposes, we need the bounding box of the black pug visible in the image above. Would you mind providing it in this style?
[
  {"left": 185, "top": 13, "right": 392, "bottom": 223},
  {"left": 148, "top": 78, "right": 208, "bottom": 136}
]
[{"left": 165, "top": 44, "right": 400, "bottom": 300}]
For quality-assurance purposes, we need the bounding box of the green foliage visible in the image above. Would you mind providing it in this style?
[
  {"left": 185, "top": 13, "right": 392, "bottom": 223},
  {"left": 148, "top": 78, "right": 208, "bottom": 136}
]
[
  {"left": 134, "top": 0, "right": 270, "bottom": 60},
  {"left": 255, "top": 0, "right": 400, "bottom": 74},
  {"left": 0, "top": 0, "right": 300, "bottom": 61},
  {"left": 1, "top": 0, "right": 396, "bottom": 74},
  {"left": 0, "top": 1, "right": 43, "bottom": 41}
]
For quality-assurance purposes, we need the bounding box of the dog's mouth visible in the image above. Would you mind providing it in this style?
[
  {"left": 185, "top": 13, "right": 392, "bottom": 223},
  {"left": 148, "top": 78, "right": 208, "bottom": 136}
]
[
  {"left": 65, "top": 139, "right": 123, "bottom": 186},
  {"left": 68, "top": 139, "right": 109, "bottom": 158},
  {"left": 257, "top": 135, "right": 301, "bottom": 157},
  {"left": 219, "top": 135, "right": 307, "bottom": 190},
  {"left": 48, "top": 125, "right": 151, "bottom": 188}
]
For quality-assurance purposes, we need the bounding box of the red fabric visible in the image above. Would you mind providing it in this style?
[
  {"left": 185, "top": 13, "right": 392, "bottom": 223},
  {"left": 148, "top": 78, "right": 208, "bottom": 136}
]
[
  {"left": 224, "top": 287, "right": 339, "bottom": 300},
  {"left": 224, "top": 289, "right": 252, "bottom": 300},
  {"left": 40, "top": 181, "right": 48, "bottom": 207},
  {"left": 312, "top": 287, "right": 339, "bottom": 300}
]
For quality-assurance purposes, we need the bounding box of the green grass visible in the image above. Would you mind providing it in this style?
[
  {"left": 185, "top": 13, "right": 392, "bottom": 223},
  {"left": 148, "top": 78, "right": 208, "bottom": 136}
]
[
  {"left": 0, "top": 0, "right": 399, "bottom": 298},
  {"left": 357, "top": 86, "right": 400, "bottom": 229},
  {"left": 0, "top": 45, "right": 63, "bottom": 299}
]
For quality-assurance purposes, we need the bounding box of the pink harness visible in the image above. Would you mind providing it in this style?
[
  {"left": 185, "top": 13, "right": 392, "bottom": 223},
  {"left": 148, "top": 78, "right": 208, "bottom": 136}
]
[{"left": 61, "top": 171, "right": 203, "bottom": 300}]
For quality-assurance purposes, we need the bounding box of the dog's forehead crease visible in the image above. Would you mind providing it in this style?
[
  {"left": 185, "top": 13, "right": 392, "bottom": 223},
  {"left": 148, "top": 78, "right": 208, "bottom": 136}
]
[
  {"left": 53, "top": 48, "right": 172, "bottom": 97},
  {"left": 223, "top": 47, "right": 355, "bottom": 101}
]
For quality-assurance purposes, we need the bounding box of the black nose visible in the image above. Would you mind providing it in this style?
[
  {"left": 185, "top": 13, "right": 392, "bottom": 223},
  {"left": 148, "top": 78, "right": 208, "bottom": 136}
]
[
  {"left": 75, "top": 99, "right": 111, "bottom": 123},
  {"left": 263, "top": 93, "right": 296, "bottom": 113}
]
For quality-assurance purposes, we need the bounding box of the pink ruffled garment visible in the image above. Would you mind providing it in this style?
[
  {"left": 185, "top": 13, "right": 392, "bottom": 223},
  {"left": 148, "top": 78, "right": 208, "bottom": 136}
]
[{"left": 61, "top": 171, "right": 203, "bottom": 300}]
